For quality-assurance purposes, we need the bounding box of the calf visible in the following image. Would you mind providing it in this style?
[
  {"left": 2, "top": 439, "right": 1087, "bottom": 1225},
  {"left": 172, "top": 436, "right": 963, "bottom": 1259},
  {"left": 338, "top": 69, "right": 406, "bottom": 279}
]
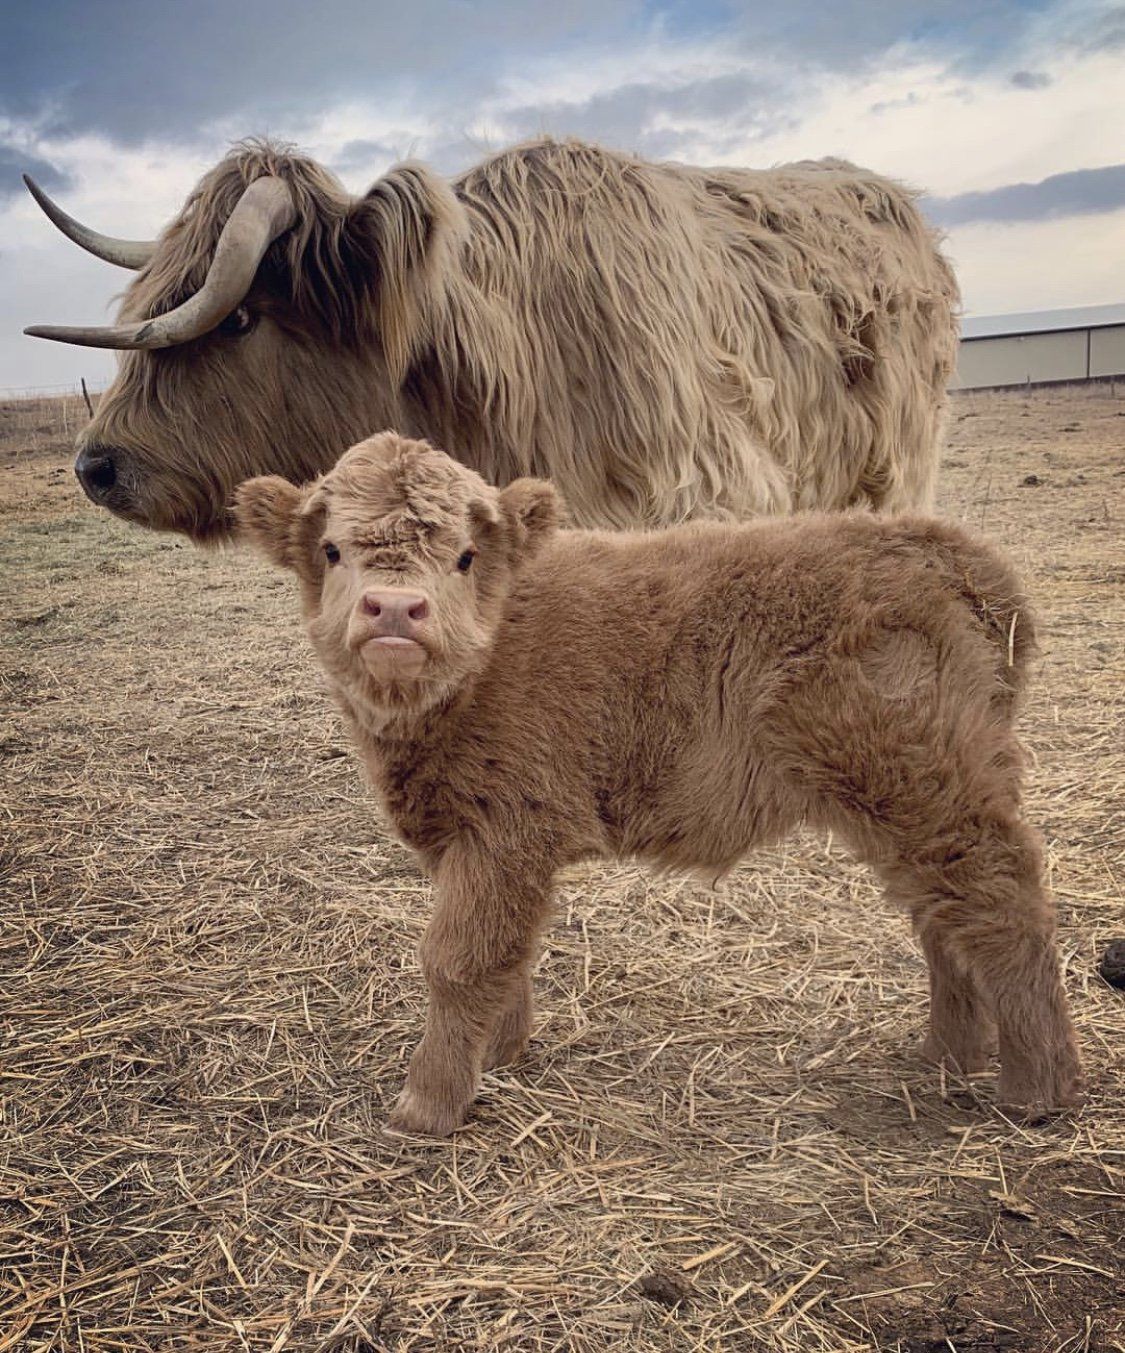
[{"left": 236, "top": 432, "right": 1083, "bottom": 1137}]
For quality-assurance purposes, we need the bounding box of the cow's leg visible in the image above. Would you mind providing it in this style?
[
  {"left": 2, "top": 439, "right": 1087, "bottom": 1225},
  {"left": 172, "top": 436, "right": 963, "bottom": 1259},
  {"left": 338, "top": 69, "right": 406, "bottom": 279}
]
[
  {"left": 881, "top": 817, "right": 1083, "bottom": 1115},
  {"left": 388, "top": 853, "right": 550, "bottom": 1137},
  {"left": 919, "top": 928, "right": 995, "bottom": 1075}
]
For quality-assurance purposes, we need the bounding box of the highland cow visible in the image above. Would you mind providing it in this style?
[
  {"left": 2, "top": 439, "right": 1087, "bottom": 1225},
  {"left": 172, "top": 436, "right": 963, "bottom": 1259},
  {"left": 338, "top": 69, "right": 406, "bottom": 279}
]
[
  {"left": 235, "top": 432, "right": 1082, "bottom": 1137},
  {"left": 26, "top": 137, "right": 958, "bottom": 540}
]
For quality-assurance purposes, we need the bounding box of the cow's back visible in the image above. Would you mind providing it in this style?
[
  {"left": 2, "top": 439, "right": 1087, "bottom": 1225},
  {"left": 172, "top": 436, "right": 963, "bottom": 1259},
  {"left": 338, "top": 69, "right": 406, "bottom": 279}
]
[{"left": 403, "top": 139, "right": 958, "bottom": 531}]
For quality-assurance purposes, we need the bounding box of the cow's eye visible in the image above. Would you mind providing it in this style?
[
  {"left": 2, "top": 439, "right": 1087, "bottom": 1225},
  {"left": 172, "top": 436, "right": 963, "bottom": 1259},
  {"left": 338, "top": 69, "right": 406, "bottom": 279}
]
[
  {"left": 323, "top": 542, "right": 341, "bottom": 565},
  {"left": 456, "top": 549, "right": 475, "bottom": 573},
  {"left": 219, "top": 305, "right": 256, "bottom": 337}
]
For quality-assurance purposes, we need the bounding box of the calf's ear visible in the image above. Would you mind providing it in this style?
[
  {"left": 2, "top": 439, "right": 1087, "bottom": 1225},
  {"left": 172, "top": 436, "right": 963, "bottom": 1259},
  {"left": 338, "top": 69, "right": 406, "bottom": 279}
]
[
  {"left": 234, "top": 477, "right": 308, "bottom": 570},
  {"left": 498, "top": 478, "right": 563, "bottom": 560},
  {"left": 467, "top": 495, "right": 500, "bottom": 535}
]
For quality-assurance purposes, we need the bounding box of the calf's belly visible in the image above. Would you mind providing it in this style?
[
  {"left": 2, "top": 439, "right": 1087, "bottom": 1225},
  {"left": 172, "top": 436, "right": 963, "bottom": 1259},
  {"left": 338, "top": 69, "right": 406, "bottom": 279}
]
[{"left": 617, "top": 756, "right": 795, "bottom": 874}]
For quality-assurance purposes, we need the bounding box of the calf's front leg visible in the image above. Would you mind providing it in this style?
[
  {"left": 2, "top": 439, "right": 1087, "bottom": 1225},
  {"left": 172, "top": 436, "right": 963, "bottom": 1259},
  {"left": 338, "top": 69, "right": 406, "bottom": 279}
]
[
  {"left": 389, "top": 851, "right": 550, "bottom": 1137},
  {"left": 482, "top": 970, "right": 534, "bottom": 1071}
]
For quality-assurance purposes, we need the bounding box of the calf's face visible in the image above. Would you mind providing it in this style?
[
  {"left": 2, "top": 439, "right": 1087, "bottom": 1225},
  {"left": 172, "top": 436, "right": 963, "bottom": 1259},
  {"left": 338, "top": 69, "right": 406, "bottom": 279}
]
[{"left": 235, "top": 433, "right": 560, "bottom": 720}]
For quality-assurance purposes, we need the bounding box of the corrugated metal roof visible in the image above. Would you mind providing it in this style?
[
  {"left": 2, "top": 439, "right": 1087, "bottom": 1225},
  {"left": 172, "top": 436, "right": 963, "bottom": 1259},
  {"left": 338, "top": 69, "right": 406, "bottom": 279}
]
[{"left": 961, "top": 302, "right": 1125, "bottom": 340}]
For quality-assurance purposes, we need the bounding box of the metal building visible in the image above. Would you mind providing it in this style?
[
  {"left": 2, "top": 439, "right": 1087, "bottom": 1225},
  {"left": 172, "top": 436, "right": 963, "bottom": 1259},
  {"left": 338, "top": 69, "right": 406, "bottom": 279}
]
[{"left": 952, "top": 302, "right": 1125, "bottom": 390}]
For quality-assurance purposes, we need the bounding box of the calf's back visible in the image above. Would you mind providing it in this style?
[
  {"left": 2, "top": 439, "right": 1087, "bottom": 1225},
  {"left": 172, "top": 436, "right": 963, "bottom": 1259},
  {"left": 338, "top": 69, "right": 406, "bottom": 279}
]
[{"left": 373, "top": 511, "right": 1033, "bottom": 875}]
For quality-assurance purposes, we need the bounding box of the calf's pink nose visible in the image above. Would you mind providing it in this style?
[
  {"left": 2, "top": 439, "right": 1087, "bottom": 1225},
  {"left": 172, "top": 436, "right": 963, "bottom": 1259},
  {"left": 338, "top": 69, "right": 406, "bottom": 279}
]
[{"left": 362, "top": 589, "right": 430, "bottom": 637}]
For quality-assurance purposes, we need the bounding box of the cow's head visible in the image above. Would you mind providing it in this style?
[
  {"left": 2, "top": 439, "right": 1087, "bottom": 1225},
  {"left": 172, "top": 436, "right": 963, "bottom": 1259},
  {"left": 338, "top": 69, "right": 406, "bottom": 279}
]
[
  {"left": 24, "top": 143, "right": 466, "bottom": 541},
  {"left": 235, "top": 432, "right": 560, "bottom": 729}
]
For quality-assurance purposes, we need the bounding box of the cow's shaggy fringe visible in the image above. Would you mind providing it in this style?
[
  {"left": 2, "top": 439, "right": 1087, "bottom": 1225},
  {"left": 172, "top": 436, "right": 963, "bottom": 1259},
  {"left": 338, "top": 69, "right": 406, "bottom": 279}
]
[{"left": 91, "top": 137, "right": 958, "bottom": 538}]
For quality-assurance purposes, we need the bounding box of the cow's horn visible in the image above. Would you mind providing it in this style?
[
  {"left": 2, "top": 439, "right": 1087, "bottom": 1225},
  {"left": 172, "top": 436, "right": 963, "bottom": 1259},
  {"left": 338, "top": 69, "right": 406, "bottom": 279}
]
[
  {"left": 24, "top": 174, "right": 156, "bottom": 270},
  {"left": 24, "top": 176, "right": 297, "bottom": 350}
]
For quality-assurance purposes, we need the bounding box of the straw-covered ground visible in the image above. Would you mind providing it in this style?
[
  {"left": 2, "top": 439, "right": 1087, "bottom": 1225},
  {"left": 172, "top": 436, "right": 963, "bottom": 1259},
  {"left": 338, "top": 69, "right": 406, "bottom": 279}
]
[{"left": 1, "top": 385, "right": 1122, "bottom": 1352}]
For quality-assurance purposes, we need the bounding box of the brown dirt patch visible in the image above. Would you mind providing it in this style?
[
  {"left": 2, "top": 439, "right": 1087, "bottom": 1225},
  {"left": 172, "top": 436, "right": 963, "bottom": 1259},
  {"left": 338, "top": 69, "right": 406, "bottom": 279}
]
[{"left": 1, "top": 385, "right": 1123, "bottom": 1350}]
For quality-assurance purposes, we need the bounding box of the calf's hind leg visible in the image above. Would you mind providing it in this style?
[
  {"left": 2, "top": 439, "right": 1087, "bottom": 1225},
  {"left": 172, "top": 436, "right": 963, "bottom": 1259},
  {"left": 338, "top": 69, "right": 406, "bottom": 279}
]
[
  {"left": 388, "top": 853, "right": 549, "bottom": 1137},
  {"left": 795, "top": 681, "right": 1083, "bottom": 1114},
  {"left": 884, "top": 818, "right": 1083, "bottom": 1114}
]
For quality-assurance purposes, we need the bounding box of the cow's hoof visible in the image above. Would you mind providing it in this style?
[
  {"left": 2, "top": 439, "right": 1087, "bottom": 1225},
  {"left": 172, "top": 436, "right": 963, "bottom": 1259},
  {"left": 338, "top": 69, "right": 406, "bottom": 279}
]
[{"left": 1098, "top": 938, "right": 1125, "bottom": 988}]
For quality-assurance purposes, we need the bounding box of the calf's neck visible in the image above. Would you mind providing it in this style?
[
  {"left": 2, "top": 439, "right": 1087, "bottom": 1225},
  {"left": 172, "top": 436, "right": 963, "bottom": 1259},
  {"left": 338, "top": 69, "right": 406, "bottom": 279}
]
[{"left": 236, "top": 432, "right": 1083, "bottom": 1136}]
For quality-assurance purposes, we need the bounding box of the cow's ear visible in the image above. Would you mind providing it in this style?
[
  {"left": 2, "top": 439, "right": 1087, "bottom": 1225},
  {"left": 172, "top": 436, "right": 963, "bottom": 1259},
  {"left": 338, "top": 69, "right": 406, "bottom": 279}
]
[
  {"left": 234, "top": 476, "right": 308, "bottom": 570},
  {"left": 498, "top": 478, "right": 563, "bottom": 560},
  {"left": 346, "top": 163, "right": 469, "bottom": 384}
]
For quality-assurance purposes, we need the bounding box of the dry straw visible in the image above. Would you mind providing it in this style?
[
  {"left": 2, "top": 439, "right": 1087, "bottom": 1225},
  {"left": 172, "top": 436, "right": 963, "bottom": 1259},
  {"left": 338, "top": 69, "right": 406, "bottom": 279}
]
[{"left": 1, "top": 385, "right": 1122, "bottom": 1350}]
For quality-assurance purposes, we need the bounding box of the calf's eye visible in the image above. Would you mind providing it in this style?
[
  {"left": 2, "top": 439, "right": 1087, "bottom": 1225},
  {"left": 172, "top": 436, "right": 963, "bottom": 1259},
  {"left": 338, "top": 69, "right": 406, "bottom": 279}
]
[
  {"left": 323, "top": 542, "right": 340, "bottom": 565},
  {"left": 456, "top": 550, "right": 475, "bottom": 573}
]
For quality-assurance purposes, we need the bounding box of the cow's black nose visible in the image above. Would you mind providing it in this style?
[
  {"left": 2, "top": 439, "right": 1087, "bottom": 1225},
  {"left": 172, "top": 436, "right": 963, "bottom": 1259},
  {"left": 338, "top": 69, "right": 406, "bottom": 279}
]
[{"left": 75, "top": 449, "right": 117, "bottom": 501}]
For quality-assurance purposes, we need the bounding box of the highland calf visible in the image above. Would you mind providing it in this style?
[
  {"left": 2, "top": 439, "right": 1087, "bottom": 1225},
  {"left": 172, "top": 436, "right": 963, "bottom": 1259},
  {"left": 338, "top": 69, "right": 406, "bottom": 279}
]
[{"left": 236, "top": 433, "right": 1083, "bottom": 1137}]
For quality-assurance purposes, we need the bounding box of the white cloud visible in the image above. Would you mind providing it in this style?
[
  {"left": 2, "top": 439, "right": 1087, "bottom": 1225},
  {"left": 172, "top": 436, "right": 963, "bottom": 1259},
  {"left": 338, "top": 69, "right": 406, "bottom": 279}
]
[
  {"left": 740, "top": 47, "right": 1125, "bottom": 197},
  {"left": 4, "top": 2, "right": 1125, "bottom": 389},
  {"left": 946, "top": 207, "right": 1125, "bottom": 316},
  {"left": 1, "top": 126, "right": 219, "bottom": 391},
  {"left": 469, "top": 37, "right": 1125, "bottom": 199}
]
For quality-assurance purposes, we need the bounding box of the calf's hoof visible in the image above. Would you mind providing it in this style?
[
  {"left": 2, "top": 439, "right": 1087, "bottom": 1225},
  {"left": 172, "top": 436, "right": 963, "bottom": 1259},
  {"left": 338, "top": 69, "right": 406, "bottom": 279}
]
[
  {"left": 387, "top": 1087, "right": 468, "bottom": 1139},
  {"left": 996, "top": 1067, "right": 1086, "bottom": 1121},
  {"left": 920, "top": 1032, "right": 990, "bottom": 1076},
  {"left": 481, "top": 1030, "right": 529, "bottom": 1072}
]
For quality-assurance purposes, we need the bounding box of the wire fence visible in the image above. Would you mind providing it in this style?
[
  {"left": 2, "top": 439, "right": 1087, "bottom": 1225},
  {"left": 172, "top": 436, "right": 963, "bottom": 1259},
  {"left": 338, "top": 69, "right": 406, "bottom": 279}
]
[
  {"left": 0, "top": 380, "right": 106, "bottom": 401},
  {"left": 0, "top": 381, "right": 104, "bottom": 447}
]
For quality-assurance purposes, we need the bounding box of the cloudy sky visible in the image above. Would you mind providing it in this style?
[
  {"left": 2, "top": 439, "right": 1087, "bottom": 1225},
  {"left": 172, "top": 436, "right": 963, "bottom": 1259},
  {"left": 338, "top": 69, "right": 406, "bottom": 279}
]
[{"left": 2, "top": 0, "right": 1123, "bottom": 389}]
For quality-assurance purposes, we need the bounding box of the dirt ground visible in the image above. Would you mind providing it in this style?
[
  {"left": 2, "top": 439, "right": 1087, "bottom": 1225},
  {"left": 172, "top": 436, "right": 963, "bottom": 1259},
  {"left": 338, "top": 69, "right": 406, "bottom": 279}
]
[{"left": 1, "top": 385, "right": 1122, "bottom": 1352}]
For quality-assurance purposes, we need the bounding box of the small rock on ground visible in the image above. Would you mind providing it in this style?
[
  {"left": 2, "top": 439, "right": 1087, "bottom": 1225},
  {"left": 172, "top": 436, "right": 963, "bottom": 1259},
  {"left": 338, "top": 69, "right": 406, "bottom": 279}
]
[{"left": 1097, "top": 938, "right": 1125, "bottom": 988}]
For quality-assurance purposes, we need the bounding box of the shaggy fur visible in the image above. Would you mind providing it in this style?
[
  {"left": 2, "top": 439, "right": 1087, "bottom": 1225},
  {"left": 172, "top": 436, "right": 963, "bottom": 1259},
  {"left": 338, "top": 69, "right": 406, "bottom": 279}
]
[
  {"left": 81, "top": 137, "right": 959, "bottom": 540},
  {"left": 236, "top": 433, "right": 1083, "bottom": 1138}
]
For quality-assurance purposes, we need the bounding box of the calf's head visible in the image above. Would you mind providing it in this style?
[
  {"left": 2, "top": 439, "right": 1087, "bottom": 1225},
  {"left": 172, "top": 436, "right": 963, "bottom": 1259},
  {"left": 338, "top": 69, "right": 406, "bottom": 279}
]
[{"left": 235, "top": 433, "right": 560, "bottom": 725}]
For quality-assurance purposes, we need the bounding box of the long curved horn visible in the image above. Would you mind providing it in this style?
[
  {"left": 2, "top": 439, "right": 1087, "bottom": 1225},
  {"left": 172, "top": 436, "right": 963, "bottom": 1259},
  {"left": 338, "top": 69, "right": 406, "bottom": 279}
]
[
  {"left": 24, "top": 174, "right": 156, "bottom": 270},
  {"left": 24, "top": 176, "right": 297, "bottom": 350}
]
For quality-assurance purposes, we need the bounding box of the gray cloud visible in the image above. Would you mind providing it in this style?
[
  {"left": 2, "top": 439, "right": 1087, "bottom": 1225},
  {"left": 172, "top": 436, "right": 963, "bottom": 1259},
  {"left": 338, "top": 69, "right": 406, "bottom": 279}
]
[
  {"left": 328, "top": 139, "right": 408, "bottom": 179},
  {"left": 327, "top": 132, "right": 546, "bottom": 184},
  {"left": 1071, "top": 7, "right": 1125, "bottom": 54},
  {"left": 0, "top": 0, "right": 1067, "bottom": 154},
  {"left": 500, "top": 72, "right": 794, "bottom": 162},
  {"left": 923, "top": 163, "right": 1125, "bottom": 227},
  {"left": 870, "top": 91, "right": 925, "bottom": 116},
  {"left": 725, "top": 1, "right": 1052, "bottom": 78},
  {"left": 0, "top": 0, "right": 637, "bottom": 147},
  {"left": 0, "top": 146, "right": 67, "bottom": 202},
  {"left": 1010, "top": 69, "right": 1051, "bottom": 89}
]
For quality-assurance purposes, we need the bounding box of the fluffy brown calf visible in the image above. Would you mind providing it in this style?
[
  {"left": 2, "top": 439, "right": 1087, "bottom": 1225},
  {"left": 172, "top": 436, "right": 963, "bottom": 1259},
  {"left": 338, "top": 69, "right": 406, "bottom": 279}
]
[{"left": 236, "top": 433, "right": 1083, "bottom": 1137}]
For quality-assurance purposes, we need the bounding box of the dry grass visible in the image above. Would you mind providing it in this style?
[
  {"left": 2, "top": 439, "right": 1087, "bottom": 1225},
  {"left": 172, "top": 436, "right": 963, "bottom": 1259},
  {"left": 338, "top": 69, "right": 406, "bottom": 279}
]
[{"left": 1, "top": 384, "right": 1123, "bottom": 1352}]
